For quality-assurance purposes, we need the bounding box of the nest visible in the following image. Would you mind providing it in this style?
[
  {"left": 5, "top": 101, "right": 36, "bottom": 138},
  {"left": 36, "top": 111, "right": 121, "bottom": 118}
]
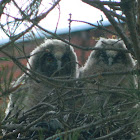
[{"left": 1, "top": 85, "right": 140, "bottom": 140}]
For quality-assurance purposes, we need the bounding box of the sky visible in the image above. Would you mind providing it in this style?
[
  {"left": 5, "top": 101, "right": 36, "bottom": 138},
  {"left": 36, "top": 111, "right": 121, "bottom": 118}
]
[
  {"left": 41, "top": 0, "right": 106, "bottom": 30},
  {"left": 0, "top": 0, "right": 109, "bottom": 44}
]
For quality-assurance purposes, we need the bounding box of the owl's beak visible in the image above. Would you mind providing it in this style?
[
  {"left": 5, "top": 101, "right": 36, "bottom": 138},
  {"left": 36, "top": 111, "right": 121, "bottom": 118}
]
[
  {"left": 55, "top": 52, "right": 63, "bottom": 71},
  {"left": 108, "top": 57, "right": 113, "bottom": 66},
  {"left": 57, "top": 60, "right": 62, "bottom": 71}
]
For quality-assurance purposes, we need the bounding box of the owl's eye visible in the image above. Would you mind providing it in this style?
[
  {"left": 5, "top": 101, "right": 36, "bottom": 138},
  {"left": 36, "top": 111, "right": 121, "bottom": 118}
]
[
  {"left": 117, "top": 56, "right": 122, "bottom": 60},
  {"left": 40, "top": 53, "right": 55, "bottom": 63},
  {"left": 43, "top": 53, "right": 55, "bottom": 62},
  {"left": 99, "top": 51, "right": 108, "bottom": 60},
  {"left": 115, "top": 52, "right": 125, "bottom": 60},
  {"left": 62, "top": 54, "right": 70, "bottom": 63},
  {"left": 47, "top": 57, "right": 53, "bottom": 62}
]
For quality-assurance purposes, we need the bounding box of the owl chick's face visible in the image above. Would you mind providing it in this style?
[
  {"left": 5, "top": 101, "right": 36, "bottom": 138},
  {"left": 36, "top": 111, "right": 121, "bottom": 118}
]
[
  {"left": 28, "top": 39, "right": 78, "bottom": 78},
  {"left": 38, "top": 49, "right": 72, "bottom": 77},
  {"left": 95, "top": 50, "right": 127, "bottom": 66},
  {"left": 93, "top": 38, "right": 130, "bottom": 66}
]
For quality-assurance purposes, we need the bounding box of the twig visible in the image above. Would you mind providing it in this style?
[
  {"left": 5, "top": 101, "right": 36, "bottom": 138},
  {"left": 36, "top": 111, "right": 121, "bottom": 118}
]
[
  {"left": 0, "top": 0, "right": 61, "bottom": 51},
  {"left": 34, "top": 24, "right": 132, "bottom": 53},
  {"left": 55, "top": 2, "right": 61, "bottom": 33},
  {"left": 70, "top": 19, "right": 118, "bottom": 35},
  {"left": 68, "top": 13, "right": 72, "bottom": 42},
  {"left": 25, "top": 111, "right": 56, "bottom": 131},
  {"left": 1, "top": 124, "right": 48, "bottom": 132},
  {"left": 121, "top": 0, "right": 140, "bottom": 66},
  {"left": 0, "top": 24, "right": 34, "bottom": 51},
  {"left": 0, "top": 50, "right": 40, "bottom": 83},
  {"left": 31, "top": 68, "right": 140, "bottom": 83},
  {"left": 1, "top": 111, "right": 56, "bottom": 140},
  {"left": 86, "top": 0, "right": 134, "bottom": 6},
  {"left": 82, "top": 0, "right": 134, "bottom": 55},
  {"left": 108, "top": 10, "right": 126, "bottom": 21},
  {"left": 86, "top": 0, "right": 122, "bottom": 6},
  {"left": 0, "top": 0, "right": 12, "bottom": 18},
  {"left": 45, "top": 112, "right": 127, "bottom": 140},
  {"left": 95, "top": 126, "right": 125, "bottom": 140},
  {"left": 24, "top": 102, "right": 56, "bottom": 115}
]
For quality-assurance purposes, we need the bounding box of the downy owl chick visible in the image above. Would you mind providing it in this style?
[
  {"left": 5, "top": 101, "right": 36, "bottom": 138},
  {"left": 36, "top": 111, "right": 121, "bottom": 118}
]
[
  {"left": 80, "top": 38, "right": 136, "bottom": 110},
  {"left": 5, "top": 39, "right": 78, "bottom": 118}
]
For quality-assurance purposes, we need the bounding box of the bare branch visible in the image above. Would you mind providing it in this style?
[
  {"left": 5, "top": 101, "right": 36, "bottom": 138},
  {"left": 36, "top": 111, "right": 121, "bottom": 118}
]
[
  {"left": 1, "top": 111, "right": 56, "bottom": 140},
  {"left": 121, "top": 0, "right": 140, "bottom": 65},
  {"left": 35, "top": 24, "right": 133, "bottom": 54},
  {"left": 86, "top": 0, "right": 122, "bottom": 6},
  {"left": 45, "top": 112, "right": 128, "bottom": 140},
  {"left": 70, "top": 19, "right": 118, "bottom": 35},
  {"left": 82, "top": 0, "right": 134, "bottom": 55}
]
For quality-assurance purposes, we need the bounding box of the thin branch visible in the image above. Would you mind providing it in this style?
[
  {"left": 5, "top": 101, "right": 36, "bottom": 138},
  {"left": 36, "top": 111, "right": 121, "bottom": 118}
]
[
  {"left": 35, "top": 24, "right": 132, "bottom": 53},
  {"left": 34, "top": 68, "right": 140, "bottom": 84},
  {"left": 86, "top": 0, "right": 122, "bottom": 6},
  {"left": 1, "top": 124, "right": 48, "bottom": 132},
  {"left": 31, "top": 0, "right": 61, "bottom": 22},
  {"left": 68, "top": 13, "right": 72, "bottom": 42},
  {"left": 82, "top": 0, "right": 134, "bottom": 55},
  {"left": 45, "top": 112, "right": 127, "bottom": 140},
  {"left": 95, "top": 126, "right": 125, "bottom": 140},
  {"left": 0, "top": 0, "right": 62, "bottom": 85},
  {"left": 70, "top": 19, "right": 118, "bottom": 35},
  {"left": 0, "top": 0, "right": 12, "bottom": 18},
  {"left": 86, "top": 0, "right": 134, "bottom": 6},
  {"left": 108, "top": 5, "right": 121, "bottom": 11},
  {"left": 108, "top": 10, "right": 126, "bottom": 21},
  {"left": 121, "top": 0, "right": 140, "bottom": 66},
  {"left": 55, "top": 2, "right": 61, "bottom": 33},
  {"left": 0, "top": 48, "right": 138, "bottom": 87},
  {"left": 0, "top": 24, "right": 34, "bottom": 51},
  {"left": 0, "top": 0, "right": 61, "bottom": 51},
  {"left": 25, "top": 111, "right": 56, "bottom": 131},
  {"left": 1, "top": 111, "right": 56, "bottom": 140}
]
